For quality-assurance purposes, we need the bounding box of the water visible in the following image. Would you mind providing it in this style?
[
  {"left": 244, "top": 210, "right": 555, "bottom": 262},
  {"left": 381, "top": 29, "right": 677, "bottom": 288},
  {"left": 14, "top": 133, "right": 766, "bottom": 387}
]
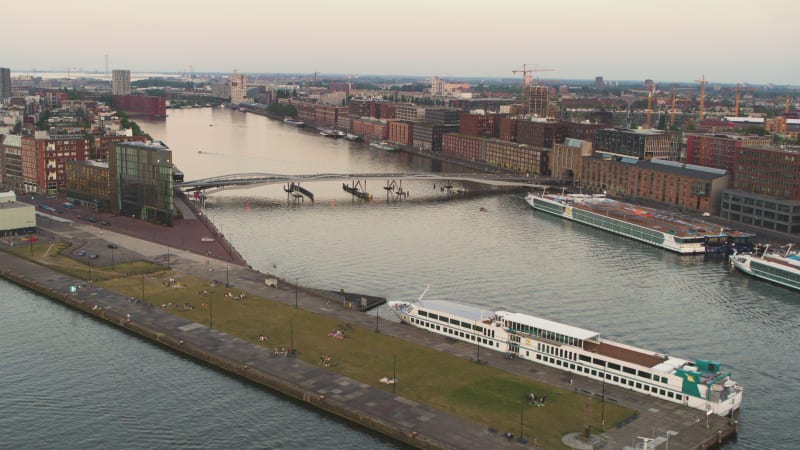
[
  {"left": 4, "top": 107, "right": 798, "bottom": 449},
  {"left": 0, "top": 281, "right": 397, "bottom": 449}
]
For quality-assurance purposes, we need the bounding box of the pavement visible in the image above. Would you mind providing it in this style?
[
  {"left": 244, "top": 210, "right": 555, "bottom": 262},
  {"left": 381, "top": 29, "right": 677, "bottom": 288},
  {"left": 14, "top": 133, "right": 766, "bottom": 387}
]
[{"left": 14, "top": 192, "right": 740, "bottom": 449}]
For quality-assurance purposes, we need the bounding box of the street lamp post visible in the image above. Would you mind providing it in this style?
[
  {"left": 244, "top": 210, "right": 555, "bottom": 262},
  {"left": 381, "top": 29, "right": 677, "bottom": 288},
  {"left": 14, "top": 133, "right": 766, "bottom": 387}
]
[
  {"left": 141, "top": 275, "right": 145, "bottom": 302},
  {"left": 375, "top": 306, "right": 379, "bottom": 332},
  {"left": 520, "top": 393, "right": 525, "bottom": 441},
  {"left": 295, "top": 277, "right": 298, "bottom": 308},
  {"left": 225, "top": 264, "right": 229, "bottom": 288},
  {"left": 111, "top": 247, "right": 115, "bottom": 270},
  {"left": 290, "top": 319, "right": 294, "bottom": 356},
  {"left": 209, "top": 294, "right": 214, "bottom": 329},
  {"left": 601, "top": 365, "right": 607, "bottom": 430},
  {"left": 392, "top": 355, "right": 397, "bottom": 394}
]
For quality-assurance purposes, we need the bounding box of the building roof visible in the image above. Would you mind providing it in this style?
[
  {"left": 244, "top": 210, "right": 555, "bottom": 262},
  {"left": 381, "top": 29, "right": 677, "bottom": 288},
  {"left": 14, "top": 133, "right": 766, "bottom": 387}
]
[
  {"left": 497, "top": 310, "right": 599, "bottom": 341},
  {"left": 636, "top": 158, "right": 727, "bottom": 180}
]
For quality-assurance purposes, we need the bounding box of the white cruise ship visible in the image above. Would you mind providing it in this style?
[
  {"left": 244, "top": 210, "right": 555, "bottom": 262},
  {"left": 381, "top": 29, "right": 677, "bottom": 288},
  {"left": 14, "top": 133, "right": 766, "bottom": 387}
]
[{"left": 388, "top": 296, "right": 743, "bottom": 417}]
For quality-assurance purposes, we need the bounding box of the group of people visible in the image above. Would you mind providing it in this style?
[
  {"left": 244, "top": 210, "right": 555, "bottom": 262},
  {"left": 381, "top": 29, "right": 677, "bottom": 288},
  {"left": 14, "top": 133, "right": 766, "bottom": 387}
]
[
  {"left": 528, "top": 392, "right": 548, "bottom": 406},
  {"left": 319, "top": 354, "right": 333, "bottom": 367},
  {"left": 328, "top": 329, "right": 345, "bottom": 339},
  {"left": 258, "top": 335, "right": 270, "bottom": 342}
]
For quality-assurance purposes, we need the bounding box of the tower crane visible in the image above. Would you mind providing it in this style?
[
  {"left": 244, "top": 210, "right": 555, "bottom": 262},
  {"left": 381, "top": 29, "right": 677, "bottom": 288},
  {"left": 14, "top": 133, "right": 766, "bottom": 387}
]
[
  {"left": 629, "top": 83, "right": 656, "bottom": 129},
  {"left": 694, "top": 75, "right": 708, "bottom": 120},
  {"left": 512, "top": 64, "right": 554, "bottom": 115}
]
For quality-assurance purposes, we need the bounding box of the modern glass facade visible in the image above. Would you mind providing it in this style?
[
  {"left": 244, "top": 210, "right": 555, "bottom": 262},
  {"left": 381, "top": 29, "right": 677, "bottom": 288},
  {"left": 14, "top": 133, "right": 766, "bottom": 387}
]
[
  {"left": 109, "top": 141, "right": 173, "bottom": 225},
  {"left": 721, "top": 190, "right": 800, "bottom": 234}
]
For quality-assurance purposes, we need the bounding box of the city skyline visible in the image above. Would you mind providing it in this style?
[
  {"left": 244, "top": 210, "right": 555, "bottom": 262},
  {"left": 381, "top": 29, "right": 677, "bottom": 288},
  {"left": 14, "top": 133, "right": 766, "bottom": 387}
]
[{"left": 5, "top": 0, "right": 799, "bottom": 85}]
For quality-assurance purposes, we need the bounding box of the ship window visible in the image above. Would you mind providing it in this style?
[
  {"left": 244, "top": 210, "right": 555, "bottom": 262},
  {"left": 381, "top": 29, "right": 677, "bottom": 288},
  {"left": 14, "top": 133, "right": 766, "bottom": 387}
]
[
  {"left": 613, "top": 376, "right": 619, "bottom": 382},
  {"left": 676, "top": 394, "right": 681, "bottom": 400},
  {"left": 608, "top": 362, "right": 621, "bottom": 371},
  {"left": 628, "top": 380, "right": 634, "bottom": 386},
  {"left": 623, "top": 366, "right": 636, "bottom": 375},
  {"left": 644, "top": 386, "right": 650, "bottom": 392},
  {"left": 428, "top": 313, "right": 438, "bottom": 320},
  {"left": 450, "top": 318, "right": 459, "bottom": 325},
  {"left": 419, "top": 310, "right": 428, "bottom": 317},
  {"left": 526, "top": 351, "right": 529, "bottom": 356},
  {"left": 636, "top": 382, "right": 642, "bottom": 389},
  {"left": 638, "top": 370, "right": 652, "bottom": 379},
  {"left": 660, "top": 389, "right": 666, "bottom": 396},
  {"left": 461, "top": 321, "right": 471, "bottom": 328},
  {"left": 536, "top": 354, "right": 542, "bottom": 360},
  {"left": 570, "top": 363, "right": 576, "bottom": 370},
  {"left": 439, "top": 315, "right": 449, "bottom": 323},
  {"left": 593, "top": 357, "right": 606, "bottom": 366},
  {"left": 556, "top": 360, "right": 562, "bottom": 366},
  {"left": 591, "top": 370, "right": 597, "bottom": 376},
  {"left": 668, "top": 392, "right": 675, "bottom": 399},
  {"left": 579, "top": 355, "right": 591, "bottom": 363}
]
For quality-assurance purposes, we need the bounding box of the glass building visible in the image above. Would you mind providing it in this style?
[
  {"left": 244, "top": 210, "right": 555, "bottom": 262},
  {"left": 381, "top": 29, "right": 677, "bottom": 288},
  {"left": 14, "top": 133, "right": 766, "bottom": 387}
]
[{"left": 109, "top": 141, "right": 173, "bottom": 225}]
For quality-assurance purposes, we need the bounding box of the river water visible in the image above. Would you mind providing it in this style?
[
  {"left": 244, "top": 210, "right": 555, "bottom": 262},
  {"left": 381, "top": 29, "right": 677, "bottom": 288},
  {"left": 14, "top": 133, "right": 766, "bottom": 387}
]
[{"left": 4, "top": 107, "right": 799, "bottom": 449}]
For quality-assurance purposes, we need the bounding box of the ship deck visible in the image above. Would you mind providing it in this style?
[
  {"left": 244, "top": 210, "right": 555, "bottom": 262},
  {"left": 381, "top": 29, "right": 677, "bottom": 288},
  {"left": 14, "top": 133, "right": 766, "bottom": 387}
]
[
  {"left": 548, "top": 195, "right": 750, "bottom": 239},
  {"left": 584, "top": 339, "right": 667, "bottom": 368}
]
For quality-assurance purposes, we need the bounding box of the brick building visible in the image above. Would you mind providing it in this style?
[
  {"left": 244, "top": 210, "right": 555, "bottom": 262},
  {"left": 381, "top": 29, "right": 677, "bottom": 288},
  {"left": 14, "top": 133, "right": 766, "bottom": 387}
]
[
  {"left": 351, "top": 118, "right": 389, "bottom": 141},
  {"left": 442, "top": 134, "right": 484, "bottom": 162},
  {"left": 424, "top": 108, "right": 461, "bottom": 125},
  {"left": 486, "top": 140, "right": 549, "bottom": 175},
  {"left": 459, "top": 112, "right": 502, "bottom": 138},
  {"left": 551, "top": 138, "right": 593, "bottom": 180},
  {"left": 563, "top": 122, "right": 606, "bottom": 143},
  {"left": 21, "top": 129, "right": 89, "bottom": 194},
  {"left": 388, "top": 121, "right": 413, "bottom": 146},
  {"left": 499, "top": 117, "right": 518, "bottom": 142},
  {"left": 112, "top": 95, "right": 166, "bottom": 118},
  {"left": 685, "top": 133, "right": 774, "bottom": 174},
  {"left": 580, "top": 156, "right": 729, "bottom": 213},
  {"left": 516, "top": 119, "right": 564, "bottom": 148}
]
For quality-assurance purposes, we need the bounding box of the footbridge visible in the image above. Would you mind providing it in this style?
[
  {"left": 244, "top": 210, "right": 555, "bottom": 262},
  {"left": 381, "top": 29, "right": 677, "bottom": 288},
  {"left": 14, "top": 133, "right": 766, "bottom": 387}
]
[
  {"left": 179, "top": 172, "right": 565, "bottom": 202},
  {"left": 180, "top": 172, "right": 560, "bottom": 191}
]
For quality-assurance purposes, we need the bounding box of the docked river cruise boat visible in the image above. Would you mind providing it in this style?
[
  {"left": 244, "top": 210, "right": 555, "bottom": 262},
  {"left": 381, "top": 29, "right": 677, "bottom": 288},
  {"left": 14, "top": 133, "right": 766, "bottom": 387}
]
[
  {"left": 389, "top": 296, "right": 743, "bottom": 417},
  {"left": 525, "top": 192, "right": 755, "bottom": 255},
  {"left": 732, "top": 244, "right": 800, "bottom": 292}
]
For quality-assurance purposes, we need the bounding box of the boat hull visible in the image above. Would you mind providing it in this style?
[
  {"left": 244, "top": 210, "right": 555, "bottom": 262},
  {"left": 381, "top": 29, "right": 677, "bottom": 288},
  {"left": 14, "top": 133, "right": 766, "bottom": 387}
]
[{"left": 732, "top": 253, "right": 800, "bottom": 292}]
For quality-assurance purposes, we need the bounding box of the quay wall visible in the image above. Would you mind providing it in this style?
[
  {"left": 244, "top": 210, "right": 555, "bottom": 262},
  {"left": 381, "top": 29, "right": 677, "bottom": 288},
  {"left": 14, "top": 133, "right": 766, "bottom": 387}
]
[{"left": 0, "top": 262, "right": 471, "bottom": 450}]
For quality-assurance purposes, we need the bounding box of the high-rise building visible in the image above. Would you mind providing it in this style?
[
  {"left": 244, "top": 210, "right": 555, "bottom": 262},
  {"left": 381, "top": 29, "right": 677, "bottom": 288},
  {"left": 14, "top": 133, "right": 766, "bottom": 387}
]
[
  {"left": 230, "top": 72, "right": 246, "bottom": 104},
  {"left": 594, "top": 76, "right": 604, "bottom": 90},
  {"left": 527, "top": 85, "right": 549, "bottom": 117},
  {"left": 111, "top": 69, "right": 131, "bottom": 96},
  {"left": 0, "top": 67, "right": 11, "bottom": 102}
]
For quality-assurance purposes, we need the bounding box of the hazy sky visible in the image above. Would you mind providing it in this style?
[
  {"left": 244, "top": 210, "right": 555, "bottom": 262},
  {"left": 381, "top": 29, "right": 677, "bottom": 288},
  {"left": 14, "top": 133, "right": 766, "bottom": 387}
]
[{"left": 4, "top": 0, "right": 798, "bottom": 85}]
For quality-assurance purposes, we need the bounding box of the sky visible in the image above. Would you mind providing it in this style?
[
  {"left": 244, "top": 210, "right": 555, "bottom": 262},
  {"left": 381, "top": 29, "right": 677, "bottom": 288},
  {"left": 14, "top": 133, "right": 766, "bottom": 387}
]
[{"left": 4, "top": 0, "right": 798, "bottom": 85}]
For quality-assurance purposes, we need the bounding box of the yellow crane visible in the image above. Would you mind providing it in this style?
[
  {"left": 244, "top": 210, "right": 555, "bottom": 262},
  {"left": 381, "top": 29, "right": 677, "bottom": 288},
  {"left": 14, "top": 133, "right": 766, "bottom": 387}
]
[
  {"left": 512, "top": 64, "right": 554, "bottom": 115},
  {"left": 694, "top": 75, "right": 708, "bottom": 120}
]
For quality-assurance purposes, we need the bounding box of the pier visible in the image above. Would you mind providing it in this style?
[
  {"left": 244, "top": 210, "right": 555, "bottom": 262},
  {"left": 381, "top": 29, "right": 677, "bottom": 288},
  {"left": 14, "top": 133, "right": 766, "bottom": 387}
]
[{"left": 342, "top": 180, "right": 373, "bottom": 200}]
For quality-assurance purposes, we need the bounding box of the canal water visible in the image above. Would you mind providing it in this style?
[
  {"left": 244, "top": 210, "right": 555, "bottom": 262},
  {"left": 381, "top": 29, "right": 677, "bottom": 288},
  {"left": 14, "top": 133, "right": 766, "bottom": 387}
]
[{"left": 3, "top": 107, "right": 798, "bottom": 449}]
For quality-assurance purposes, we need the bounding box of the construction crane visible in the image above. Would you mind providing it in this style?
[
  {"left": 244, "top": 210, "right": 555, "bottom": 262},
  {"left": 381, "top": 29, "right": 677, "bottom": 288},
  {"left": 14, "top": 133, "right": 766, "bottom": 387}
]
[
  {"left": 512, "top": 64, "right": 554, "bottom": 115},
  {"left": 629, "top": 83, "right": 656, "bottom": 129},
  {"left": 733, "top": 83, "right": 757, "bottom": 116},
  {"left": 694, "top": 75, "right": 708, "bottom": 120},
  {"left": 669, "top": 92, "right": 691, "bottom": 129}
]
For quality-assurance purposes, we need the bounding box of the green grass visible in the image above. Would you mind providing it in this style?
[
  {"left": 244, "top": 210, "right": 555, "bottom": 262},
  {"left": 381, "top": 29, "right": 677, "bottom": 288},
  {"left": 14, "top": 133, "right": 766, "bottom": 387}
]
[
  {"left": 96, "top": 271, "right": 633, "bottom": 449},
  {"left": 4, "top": 244, "right": 633, "bottom": 448}
]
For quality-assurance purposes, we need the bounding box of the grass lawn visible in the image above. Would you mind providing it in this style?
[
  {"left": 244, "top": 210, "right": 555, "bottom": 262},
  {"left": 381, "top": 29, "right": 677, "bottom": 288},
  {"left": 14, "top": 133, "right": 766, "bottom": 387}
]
[
  {"left": 96, "top": 270, "right": 633, "bottom": 449},
  {"left": 5, "top": 243, "right": 633, "bottom": 448}
]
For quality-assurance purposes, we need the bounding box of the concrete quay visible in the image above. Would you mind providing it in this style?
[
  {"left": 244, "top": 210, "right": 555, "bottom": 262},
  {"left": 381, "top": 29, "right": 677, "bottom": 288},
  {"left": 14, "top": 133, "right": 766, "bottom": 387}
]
[{"left": 9, "top": 194, "right": 740, "bottom": 449}]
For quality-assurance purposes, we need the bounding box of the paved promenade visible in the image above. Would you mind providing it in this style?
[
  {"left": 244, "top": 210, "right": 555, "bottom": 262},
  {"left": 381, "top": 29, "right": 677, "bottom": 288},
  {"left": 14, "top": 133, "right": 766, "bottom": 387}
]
[{"left": 10, "top": 195, "right": 739, "bottom": 449}]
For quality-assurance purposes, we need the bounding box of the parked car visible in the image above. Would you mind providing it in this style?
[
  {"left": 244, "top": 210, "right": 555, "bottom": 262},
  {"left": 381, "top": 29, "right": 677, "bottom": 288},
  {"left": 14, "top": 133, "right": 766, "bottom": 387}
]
[
  {"left": 88, "top": 217, "right": 98, "bottom": 223},
  {"left": 77, "top": 250, "right": 86, "bottom": 256},
  {"left": 88, "top": 254, "right": 99, "bottom": 259},
  {"left": 107, "top": 243, "right": 118, "bottom": 249},
  {"left": 101, "top": 220, "right": 111, "bottom": 226}
]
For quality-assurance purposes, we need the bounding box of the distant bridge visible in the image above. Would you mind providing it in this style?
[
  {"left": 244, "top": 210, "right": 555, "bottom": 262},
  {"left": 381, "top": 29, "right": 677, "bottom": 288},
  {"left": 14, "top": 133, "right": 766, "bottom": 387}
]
[{"left": 179, "top": 172, "right": 564, "bottom": 192}]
